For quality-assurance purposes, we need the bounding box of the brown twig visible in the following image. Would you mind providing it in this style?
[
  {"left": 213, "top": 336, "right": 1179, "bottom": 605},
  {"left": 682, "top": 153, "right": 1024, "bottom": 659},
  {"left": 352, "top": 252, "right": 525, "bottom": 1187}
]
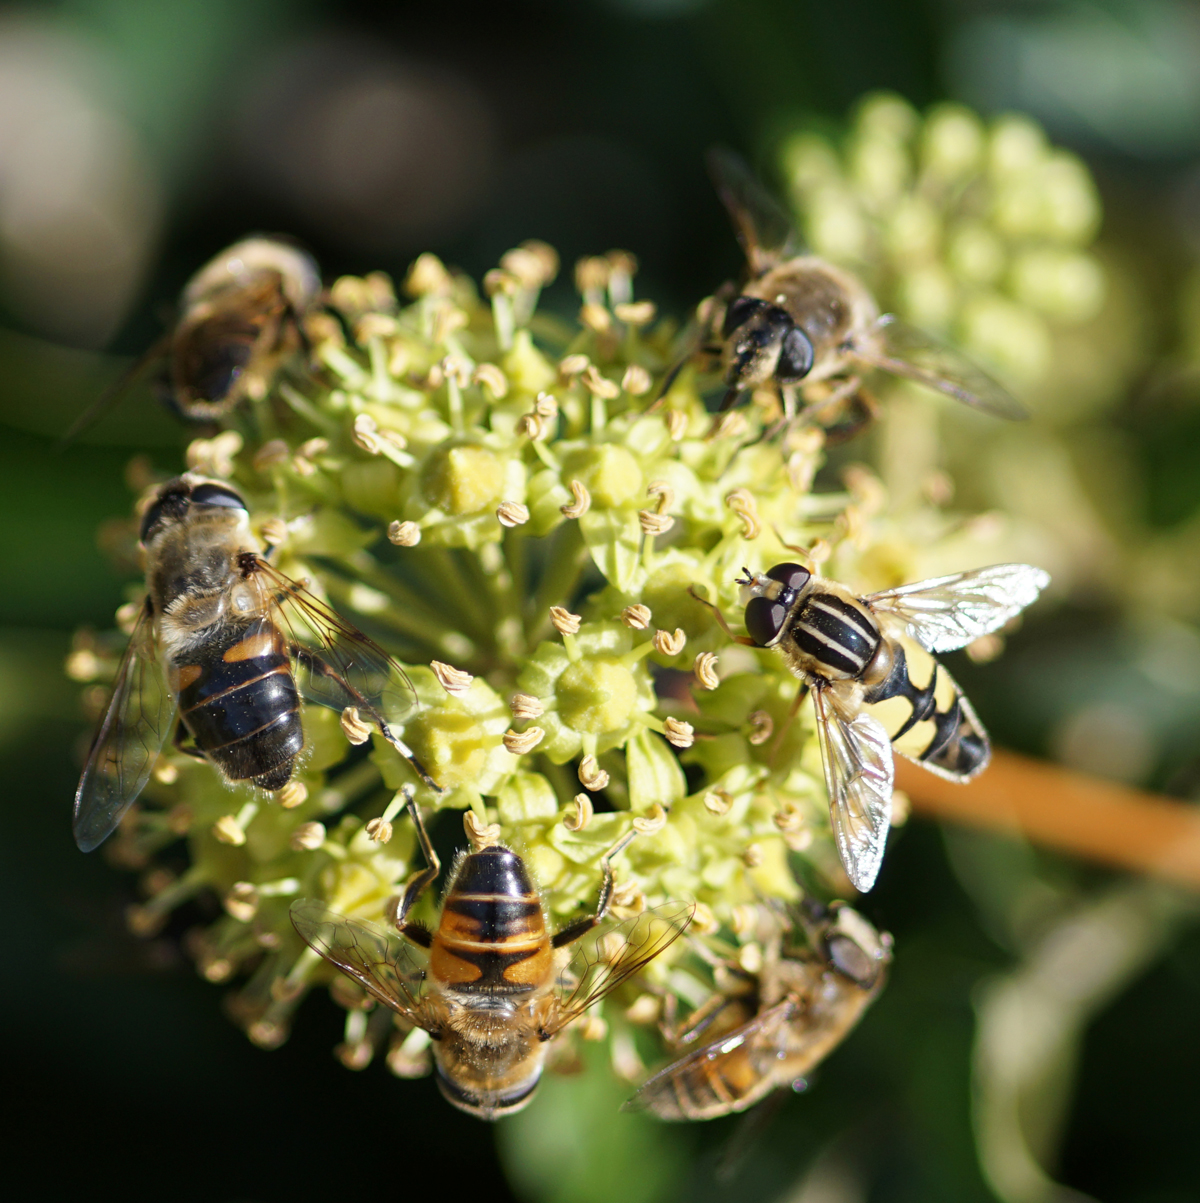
[{"left": 898, "top": 750, "right": 1200, "bottom": 891}]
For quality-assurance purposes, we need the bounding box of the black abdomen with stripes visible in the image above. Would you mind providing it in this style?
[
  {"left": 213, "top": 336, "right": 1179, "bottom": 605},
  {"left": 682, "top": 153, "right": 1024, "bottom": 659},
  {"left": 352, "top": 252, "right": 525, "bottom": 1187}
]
[
  {"left": 432, "top": 846, "right": 552, "bottom": 995},
  {"left": 176, "top": 615, "right": 303, "bottom": 789},
  {"left": 789, "top": 592, "right": 882, "bottom": 680}
]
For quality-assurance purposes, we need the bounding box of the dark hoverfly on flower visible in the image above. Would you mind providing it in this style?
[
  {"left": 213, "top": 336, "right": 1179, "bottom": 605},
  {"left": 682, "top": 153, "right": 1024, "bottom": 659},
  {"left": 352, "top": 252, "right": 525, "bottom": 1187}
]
[
  {"left": 72, "top": 472, "right": 439, "bottom": 853},
  {"left": 628, "top": 902, "right": 891, "bottom": 1120},
  {"left": 291, "top": 794, "right": 693, "bottom": 1119},
  {"left": 663, "top": 149, "right": 1028, "bottom": 436}
]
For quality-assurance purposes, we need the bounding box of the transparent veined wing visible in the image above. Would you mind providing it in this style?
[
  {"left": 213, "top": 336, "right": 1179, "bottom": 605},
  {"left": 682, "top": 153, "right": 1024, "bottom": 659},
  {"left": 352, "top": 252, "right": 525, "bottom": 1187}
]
[
  {"left": 622, "top": 997, "right": 797, "bottom": 1119},
  {"left": 289, "top": 898, "right": 430, "bottom": 1023},
  {"left": 73, "top": 599, "right": 176, "bottom": 852},
  {"left": 866, "top": 563, "right": 1051, "bottom": 654},
  {"left": 548, "top": 901, "right": 694, "bottom": 1035},
  {"left": 812, "top": 687, "right": 894, "bottom": 894},
  {"left": 706, "top": 147, "right": 802, "bottom": 276},
  {"left": 251, "top": 558, "right": 417, "bottom": 726},
  {"left": 854, "top": 314, "right": 1029, "bottom": 420},
  {"left": 248, "top": 558, "right": 441, "bottom": 790}
]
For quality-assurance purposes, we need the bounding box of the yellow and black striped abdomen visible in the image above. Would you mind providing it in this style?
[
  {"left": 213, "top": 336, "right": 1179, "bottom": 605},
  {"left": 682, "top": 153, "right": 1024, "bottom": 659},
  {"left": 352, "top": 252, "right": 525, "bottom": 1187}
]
[
  {"left": 430, "top": 846, "right": 553, "bottom": 994},
  {"left": 861, "top": 634, "right": 989, "bottom": 780},
  {"left": 174, "top": 615, "right": 303, "bottom": 789}
]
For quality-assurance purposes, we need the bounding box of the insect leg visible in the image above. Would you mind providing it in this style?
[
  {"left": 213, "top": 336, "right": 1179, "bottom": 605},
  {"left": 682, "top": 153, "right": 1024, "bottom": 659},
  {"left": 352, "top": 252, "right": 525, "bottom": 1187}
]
[
  {"left": 550, "top": 826, "right": 639, "bottom": 949},
  {"left": 687, "top": 585, "right": 756, "bottom": 646},
  {"left": 769, "top": 680, "right": 811, "bottom": 767},
  {"left": 172, "top": 719, "right": 208, "bottom": 761},
  {"left": 394, "top": 787, "right": 441, "bottom": 931},
  {"left": 288, "top": 642, "right": 443, "bottom": 793}
]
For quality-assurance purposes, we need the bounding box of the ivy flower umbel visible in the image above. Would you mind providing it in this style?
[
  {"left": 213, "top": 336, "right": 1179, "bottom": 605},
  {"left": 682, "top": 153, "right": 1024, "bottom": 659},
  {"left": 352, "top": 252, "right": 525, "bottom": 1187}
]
[{"left": 70, "top": 98, "right": 1089, "bottom": 1104}]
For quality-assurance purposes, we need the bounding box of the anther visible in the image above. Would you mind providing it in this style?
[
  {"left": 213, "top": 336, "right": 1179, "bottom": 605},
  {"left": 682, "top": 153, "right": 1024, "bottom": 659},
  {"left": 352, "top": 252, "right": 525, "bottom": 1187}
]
[
  {"left": 558, "top": 353, "right": 590, "bottom": 379},
  {"left": 365, "top": 817, "right": 393, "bottom": 843},
  {"left": 503, "top": 727, "right": 545, "bottom": 755},
  {"left": 560, "top": 479, "right": 591, "bottom": 519},
  {"left": 665, "top": 409, "right": 688, "bottom": 440},
  {"left": 298, "top": 438, "right": 329, "bottom": 460},
  {"left": 278, "top": 781, "right": 308, "bottom": 810},
  {"left": 290, "top": 822, "right": 326, "bottom": 851},
  {"left": 578, "top": 755, "right": 610, "bottom": 791},
  {"left": 712, "top": 410, "right": 748, "bottom": 439},
  {"left": 690, "top": 902, "right": 719, "bottom": 935},
  {"left": 615, "top": 301, "right": 656, "bottom": 327},
  {"left": 496, "top": 501, "right": 530, "bottom": 528},
  {"left": 574, "top": 256, "right": 610, "bottom": 299},
  {"left": 638, "top": 510, "right": 674, "bottom": 536},
  {"left": 510, "top": 693, "right": 545, "bottom": 720},
  {"left": 625, "top": 994, "right": 661, "bottom": 1024},
  {"left": 253, "top": 439, "right": 290, "bottom": 470},
  {"left": 632, "top": 803, "right": 668, "bottom": 834},
  {"left": 580, "top": 303, "right": 613, "bottom": 335},
  {"left": 621, "top": 363, "right": 653, "bottom": 396},
  {"left": 464, "top": 811, "right": 502, "bottom": 851},
  {"left": 341, "top": 706, "right": 373, "bottom": 745},
  {"left": 259, "top": 517, "right": 288, "bottom": 548},
  {"left": 387, "top": 520, "right": 421, "bottom": 547},
  {"left": 431, "top": 661, "right": 474, "bottom": 697},
  {"left": 563, "top": 793, "right": 593, "bottom": 831},
  {"left": 663, "top": 718, "right": 695, "bottom": 749},
  {"left": 747, "top": 711, "right": 774, "bottom": 745},
  {"left": 738, "top": 942, "right": 764, "bottom": 974},
  {"left": 621, "top": 604, "right": 652, "bottom": 630},
  {"left": 405, "top": 253, "right": 453, "bottom": 297},
  {"left": 186, "top": 429, "right": 243, "bottom": 478},
  {"left": 224, "top": 882, "right": 259, "bottom": 922},
  {"left": 731, "top": 903, "right": 759, "bottom": 938},
  {"left": 646, "top": 480, "right": 675, "bottom": 513},
  {"left": 653, "top": 628, "right": 686, "bottom": 657},
  {"left": 742, "top": 843, "right": 764, "bottom": 868},
  {"left": 704, "top": 788, "right": 733, "bottom": 816},
  {"left": 725, "top": 489, "right": 761, "bottom": 540},
  {"left": 693, "top": 651, "right": 720, "bottom": 690},
  {"left": 550, "top": 606, "right": 582, "bottom": 636},
  {"left": 582, "top": 364, "right": 621, "bottom": 399},
  {"left": 212, "top": 815, "right": 247, "bottom": 846},
  {"left": 472, "top": 363, "right": 508, "bottom": 399}
]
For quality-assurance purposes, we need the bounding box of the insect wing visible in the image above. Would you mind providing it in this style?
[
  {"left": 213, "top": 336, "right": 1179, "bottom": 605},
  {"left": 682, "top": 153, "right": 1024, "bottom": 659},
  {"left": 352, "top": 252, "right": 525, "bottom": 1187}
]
[
  {"left": 623, "top": 998, "right": 796, "bottom": 1116},
  {"left": 549, "top": 901, "right": 694, "bottom": 1035},
  {"left": 256, "top": 560, "right": 417, "bottom": 729},
  {"left": 290, "top": 898, "right": 428, "bottom": 1021},
  {"left": 706, "top": 147, "right": 801, "bottom": 276},
  {"left": 857, "top": 315, "right": 1029, "bottom": 420},
  {"left": 812, "top": 687, "right": 894, "bottom": 893},
  {"left": 73, "top": 601, "right": 176, "bottom": 852},
  {"left": 866, "top": 563, "right": 1051, "bottom": 654}
]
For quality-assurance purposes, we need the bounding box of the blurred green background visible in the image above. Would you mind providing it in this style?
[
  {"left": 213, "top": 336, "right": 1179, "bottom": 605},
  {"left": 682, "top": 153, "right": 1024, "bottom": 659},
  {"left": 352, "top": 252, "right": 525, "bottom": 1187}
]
[{"left": 6, "top": 1, "right": 1200, "bottom": 1199}]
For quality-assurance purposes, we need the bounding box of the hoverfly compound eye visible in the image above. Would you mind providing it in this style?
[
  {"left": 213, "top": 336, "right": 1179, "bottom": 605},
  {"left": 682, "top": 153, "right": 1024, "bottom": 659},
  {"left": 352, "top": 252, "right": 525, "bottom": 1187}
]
[
  {"left": 189, "top": 482, "right": 248, "bottom": 510},
  {"left": 776, "top": 326, "right": 815, "bottom": 382},
  {"left": 766, "top": 563, "right": 812, "bottom": 593},
  {"left": 138, "top": 501, "right": 167, "bottom": 543},
  {"left": 744, "top": 596, "right": 787, "bottom": 647},
  {"left": 722, "top": 295, "right": 768, "bottom": 337}
]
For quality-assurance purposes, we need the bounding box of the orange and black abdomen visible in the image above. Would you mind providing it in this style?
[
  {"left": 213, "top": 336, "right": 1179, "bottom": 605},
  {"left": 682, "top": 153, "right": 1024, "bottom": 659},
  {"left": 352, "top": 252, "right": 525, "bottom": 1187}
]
[
  {"left": 174, "top": 615, "right": 303, "bottom": 789},
  {"left": 430, "top": 846, "right": 553, "bottom": 994}
]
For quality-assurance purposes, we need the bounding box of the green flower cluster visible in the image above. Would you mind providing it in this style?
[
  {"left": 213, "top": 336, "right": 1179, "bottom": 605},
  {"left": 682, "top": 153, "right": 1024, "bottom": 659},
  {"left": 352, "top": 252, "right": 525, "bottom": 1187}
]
[
  {"left": 783, "top": 92, "right": 1104, "bottom": 386},
  {"left": 67, "top": 97, "right": 1096, "bottom": 1090}
]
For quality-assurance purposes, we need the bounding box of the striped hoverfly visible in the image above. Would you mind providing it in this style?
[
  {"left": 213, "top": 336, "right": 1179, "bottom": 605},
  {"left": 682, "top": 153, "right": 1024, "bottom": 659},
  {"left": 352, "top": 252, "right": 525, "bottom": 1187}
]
[
  {"left": 697, "top": 560, "right": 1049, "bottom": 891},
  {"left": 291, "top": 796, "right": 693, "bottom": 1119},
  {"left": 72, "top": 473, "right": 438, "bottom": 852},
  {"left": 628, "top": 903, "right": 890, "bottom": 1120},
  {"left": 665, "top": 149, "right": 1027, "bottom": 436}
]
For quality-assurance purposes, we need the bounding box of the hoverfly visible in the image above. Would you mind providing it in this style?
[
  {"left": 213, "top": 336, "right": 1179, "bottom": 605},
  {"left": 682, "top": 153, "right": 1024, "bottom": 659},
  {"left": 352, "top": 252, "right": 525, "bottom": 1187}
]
[
  {"left": 291, "top": 797, "right": 693, "bottom": 1119},
  {"left": 627, "top": 903, "right": 890, "bottom": 1120},
  {"left": 64, "top": 237, "right": 320, "bottom": 439},
  {"left": 666, "top": 149, "right": 1027, "bottom": 434},
  {"left": 72, "top": 472, "right": 438, "bottom": 852},
  {"left": 696, "top": 560, "right": 1050, "bottom": 891}
]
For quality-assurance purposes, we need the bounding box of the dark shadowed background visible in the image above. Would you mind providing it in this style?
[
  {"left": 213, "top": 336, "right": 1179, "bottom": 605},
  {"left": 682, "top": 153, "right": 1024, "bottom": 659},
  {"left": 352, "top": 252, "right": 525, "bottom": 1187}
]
[{"left": 4, "top": 1, "right": 1200, "bottom": 1200}]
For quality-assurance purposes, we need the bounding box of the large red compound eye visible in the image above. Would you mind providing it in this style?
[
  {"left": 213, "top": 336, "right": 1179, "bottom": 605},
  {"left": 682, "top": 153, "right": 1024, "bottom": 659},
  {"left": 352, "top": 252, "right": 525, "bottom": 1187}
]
[
  {"left": 766, "top": 562, "right": 811, "bottom": 593},
  {"left": 744, "top": 596, "right": 787, "bottom": 647}
]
